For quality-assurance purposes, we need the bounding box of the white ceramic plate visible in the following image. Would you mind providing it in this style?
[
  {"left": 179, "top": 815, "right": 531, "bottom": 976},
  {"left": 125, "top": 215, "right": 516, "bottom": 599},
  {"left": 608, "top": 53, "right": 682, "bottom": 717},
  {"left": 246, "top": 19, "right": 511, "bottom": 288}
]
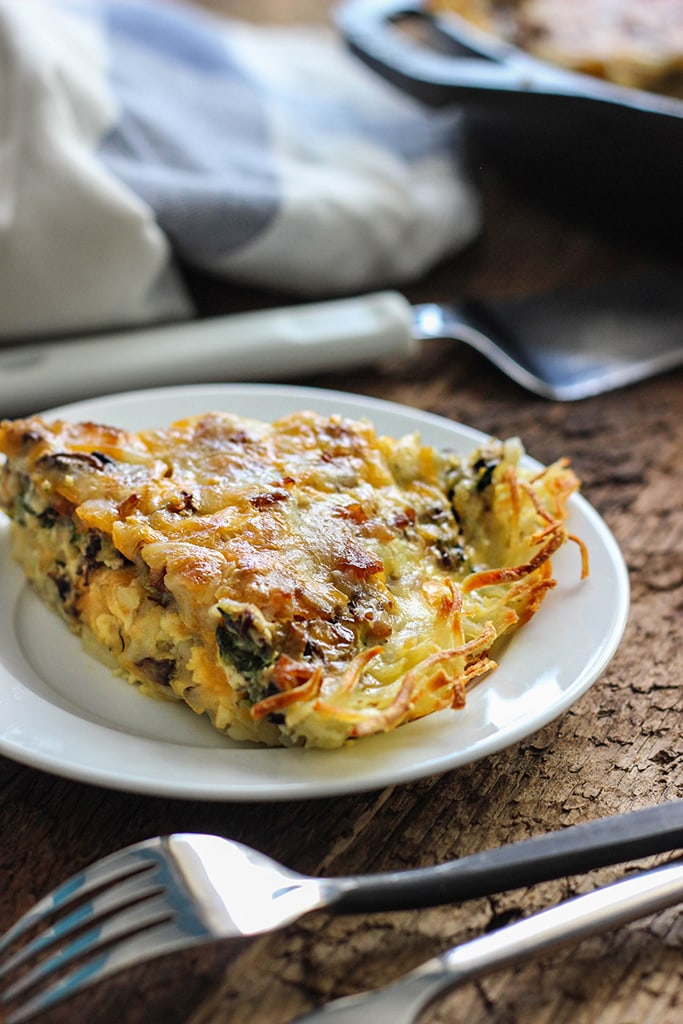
[{"left": 0, "top": 384, "right": 629, "bottom": 801}]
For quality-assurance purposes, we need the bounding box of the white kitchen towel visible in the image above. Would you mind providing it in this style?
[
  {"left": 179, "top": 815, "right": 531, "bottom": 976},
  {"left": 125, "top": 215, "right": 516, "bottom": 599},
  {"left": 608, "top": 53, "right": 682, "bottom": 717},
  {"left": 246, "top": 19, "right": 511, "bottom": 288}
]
[{"left": 0, "top": 0, "right": 480, "bottom": 339}]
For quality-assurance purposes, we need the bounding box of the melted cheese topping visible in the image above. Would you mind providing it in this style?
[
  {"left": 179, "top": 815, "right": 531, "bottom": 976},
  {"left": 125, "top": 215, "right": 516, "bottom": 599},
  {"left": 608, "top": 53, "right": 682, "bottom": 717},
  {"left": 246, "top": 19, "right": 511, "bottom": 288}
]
[{"left": 0, "top": 410, "right": 586, "bottom": 748}]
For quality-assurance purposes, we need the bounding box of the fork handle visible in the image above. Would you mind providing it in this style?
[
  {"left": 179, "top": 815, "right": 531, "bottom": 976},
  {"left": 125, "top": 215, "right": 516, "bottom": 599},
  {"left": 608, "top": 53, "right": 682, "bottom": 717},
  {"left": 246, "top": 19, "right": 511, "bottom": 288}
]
[
  {"left": 305, "top": 860, "right": 683, "bottom": 1024},
  {"left": 329, "top": 800, "right": 683, "bottom": 914}
]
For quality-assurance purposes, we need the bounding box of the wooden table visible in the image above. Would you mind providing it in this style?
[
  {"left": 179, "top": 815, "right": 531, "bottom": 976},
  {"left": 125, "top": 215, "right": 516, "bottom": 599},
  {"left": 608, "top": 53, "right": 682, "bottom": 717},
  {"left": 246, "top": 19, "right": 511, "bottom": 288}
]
[{"left": 2, "top": 3, "right": 682, "bottom": 1023}]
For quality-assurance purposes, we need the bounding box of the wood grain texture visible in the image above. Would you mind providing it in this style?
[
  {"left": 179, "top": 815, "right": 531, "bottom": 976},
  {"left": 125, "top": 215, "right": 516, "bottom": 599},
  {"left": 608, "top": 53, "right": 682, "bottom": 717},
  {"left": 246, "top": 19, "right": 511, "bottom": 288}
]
[{"left": 1, "top": 2, "right": 682, "bottom": 1023}]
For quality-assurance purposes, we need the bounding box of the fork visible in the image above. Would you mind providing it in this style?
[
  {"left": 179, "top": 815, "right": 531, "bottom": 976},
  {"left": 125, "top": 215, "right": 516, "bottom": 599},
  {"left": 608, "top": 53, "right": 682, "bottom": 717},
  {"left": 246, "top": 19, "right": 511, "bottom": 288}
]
[
  {"left": 1, "top": 799, "right": 682, "bottom": 1022},
  {"left": 289, "top": 857, "right": 683, "bottom": 1024}
]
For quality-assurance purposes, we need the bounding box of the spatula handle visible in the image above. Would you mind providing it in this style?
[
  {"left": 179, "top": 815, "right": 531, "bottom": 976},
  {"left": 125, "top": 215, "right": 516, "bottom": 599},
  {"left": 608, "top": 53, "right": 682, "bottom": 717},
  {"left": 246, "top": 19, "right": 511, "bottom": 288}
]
[{"left": 0, "top": 292, "right": 417, "bottom": 417}]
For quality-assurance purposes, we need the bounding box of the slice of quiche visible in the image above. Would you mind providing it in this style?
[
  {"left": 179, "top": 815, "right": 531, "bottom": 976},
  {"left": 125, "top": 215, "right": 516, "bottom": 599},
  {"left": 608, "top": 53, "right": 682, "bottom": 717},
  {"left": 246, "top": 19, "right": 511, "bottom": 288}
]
[{"left": 0, "top": 409, "right": 586, "bottom": 748}]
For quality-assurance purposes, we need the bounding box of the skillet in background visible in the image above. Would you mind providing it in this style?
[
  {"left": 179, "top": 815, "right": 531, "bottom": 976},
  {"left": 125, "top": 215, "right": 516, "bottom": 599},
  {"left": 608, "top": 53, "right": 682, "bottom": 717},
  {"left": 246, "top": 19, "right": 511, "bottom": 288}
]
[{"left": 336, "top": 0, "right": 683, "bottom": 251}]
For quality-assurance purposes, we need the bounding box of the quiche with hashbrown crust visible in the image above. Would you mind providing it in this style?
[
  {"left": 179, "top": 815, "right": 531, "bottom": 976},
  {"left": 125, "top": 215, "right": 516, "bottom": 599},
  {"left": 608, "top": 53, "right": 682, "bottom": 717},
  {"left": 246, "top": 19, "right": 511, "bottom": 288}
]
[{"left": 0, "top": 410, "right": 587, "bottom": 748}]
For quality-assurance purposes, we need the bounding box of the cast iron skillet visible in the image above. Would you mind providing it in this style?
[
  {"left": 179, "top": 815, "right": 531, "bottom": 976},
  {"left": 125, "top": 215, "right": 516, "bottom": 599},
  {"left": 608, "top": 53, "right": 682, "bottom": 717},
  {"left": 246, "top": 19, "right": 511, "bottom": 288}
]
[{"left": 335, "top": 0, "right": 683, "bottom": 247}]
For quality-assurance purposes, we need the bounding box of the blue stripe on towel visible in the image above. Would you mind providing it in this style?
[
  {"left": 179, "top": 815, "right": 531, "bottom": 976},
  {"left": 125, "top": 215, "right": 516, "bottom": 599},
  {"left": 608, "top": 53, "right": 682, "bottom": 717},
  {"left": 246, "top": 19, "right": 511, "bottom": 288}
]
[{"left": 96, "top": 1, "right": 279, "bottom": 262}]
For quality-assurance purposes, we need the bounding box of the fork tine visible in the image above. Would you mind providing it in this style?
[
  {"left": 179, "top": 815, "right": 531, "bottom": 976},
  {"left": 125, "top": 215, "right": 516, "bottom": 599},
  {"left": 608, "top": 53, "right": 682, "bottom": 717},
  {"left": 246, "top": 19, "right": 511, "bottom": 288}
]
[
  {"left": 0, "top": 839, "right": 160, "bottom": 959},
  {"left": 3, "top": 892, "right": 173, "bottom": 1003},
  {"left": 0, "top": 864, "right": 165, "bottom": 982},
  {"left": 0, "top": 839, "right": 221, "bottom": 1024},
  {"left": 4, "top": 915, "right": 195, "bottom": 1024}
]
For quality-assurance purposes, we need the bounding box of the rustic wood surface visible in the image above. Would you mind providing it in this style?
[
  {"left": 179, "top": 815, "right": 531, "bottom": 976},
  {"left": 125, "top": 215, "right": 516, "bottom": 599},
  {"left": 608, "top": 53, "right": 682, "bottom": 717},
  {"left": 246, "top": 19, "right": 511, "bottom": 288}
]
[{"left": 1, "top": 2, "right": 683, "bottom": 1023}]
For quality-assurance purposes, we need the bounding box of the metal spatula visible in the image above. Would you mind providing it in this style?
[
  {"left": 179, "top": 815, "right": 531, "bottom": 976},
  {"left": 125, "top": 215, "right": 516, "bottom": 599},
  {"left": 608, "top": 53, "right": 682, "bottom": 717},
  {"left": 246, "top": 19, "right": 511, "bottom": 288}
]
[
  {"left": 414, "top": 264, "right": 683, "bottom": 400},
  {"left": 1, "top": 266, "right": 681, "bottom": 415}
]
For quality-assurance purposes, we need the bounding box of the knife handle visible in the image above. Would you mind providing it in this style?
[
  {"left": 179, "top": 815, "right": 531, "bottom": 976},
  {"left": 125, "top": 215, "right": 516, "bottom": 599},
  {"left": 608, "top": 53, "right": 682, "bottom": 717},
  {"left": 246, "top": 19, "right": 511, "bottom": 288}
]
[{"left": 0, "top": 292, "right": 418, "bottom": 417}]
